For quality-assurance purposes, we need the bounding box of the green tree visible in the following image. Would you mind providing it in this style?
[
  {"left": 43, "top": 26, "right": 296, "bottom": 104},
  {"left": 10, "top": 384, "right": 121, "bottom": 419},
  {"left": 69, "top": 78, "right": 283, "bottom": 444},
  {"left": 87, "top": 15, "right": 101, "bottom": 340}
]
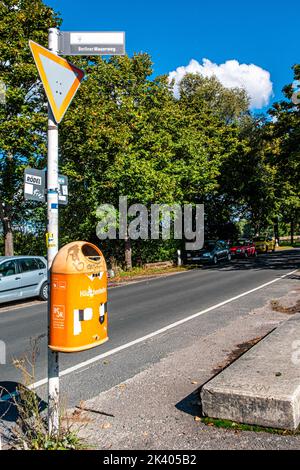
[
  {"left": 0, "top": 0, "right": 61, "bottom": 255},
  {"left": 267, "top": 66, "right": 300, "bottom": 242},
  {"left": 59, "top": 54, "right": 182, "bottom": 268},
  {"left": 178, "top": 73, "right": 250, "bottom": 124},
  {"left": 59, "top": 66, "right": 255, "bottom": 266},
  {"left": 177, "top": 73, "right": 251, "bottom": 237}
]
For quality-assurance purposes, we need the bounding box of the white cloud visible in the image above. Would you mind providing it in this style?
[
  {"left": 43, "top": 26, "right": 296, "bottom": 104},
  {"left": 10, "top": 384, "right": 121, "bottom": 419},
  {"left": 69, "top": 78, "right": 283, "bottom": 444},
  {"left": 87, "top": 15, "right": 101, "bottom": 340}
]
[{"left": 168, "top": 58, "right": 273, "bottom": 109}]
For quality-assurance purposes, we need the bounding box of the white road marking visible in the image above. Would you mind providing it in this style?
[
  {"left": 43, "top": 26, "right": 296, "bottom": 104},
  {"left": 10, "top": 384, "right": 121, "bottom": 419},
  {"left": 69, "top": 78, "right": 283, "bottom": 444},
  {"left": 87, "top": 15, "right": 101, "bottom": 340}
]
[
  {"left": 23, "top": 268, "right": 298, "bottom": 392},
  {"left": 0, "top": 268, "right": 298, "bottom": 402},
  {"left": 0, "top": 300, "right": 44, "bottom": 313}
]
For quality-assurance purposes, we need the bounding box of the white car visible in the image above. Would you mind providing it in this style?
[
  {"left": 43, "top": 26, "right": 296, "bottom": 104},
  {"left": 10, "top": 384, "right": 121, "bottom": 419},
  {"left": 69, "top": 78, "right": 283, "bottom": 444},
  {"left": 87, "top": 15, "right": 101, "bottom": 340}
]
[{"left": 0, "top": 256, "right": 48, "bottom": 304}]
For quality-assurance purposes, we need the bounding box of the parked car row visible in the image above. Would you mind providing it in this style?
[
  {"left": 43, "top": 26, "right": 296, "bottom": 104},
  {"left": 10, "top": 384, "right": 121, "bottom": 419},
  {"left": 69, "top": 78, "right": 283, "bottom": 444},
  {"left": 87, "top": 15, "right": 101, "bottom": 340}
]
[
  {"left": 0, "top": 256, "right": 48, "bottom": 304},
  {"left": 185, "top": 236, "right": 276, "bottom": 265}
]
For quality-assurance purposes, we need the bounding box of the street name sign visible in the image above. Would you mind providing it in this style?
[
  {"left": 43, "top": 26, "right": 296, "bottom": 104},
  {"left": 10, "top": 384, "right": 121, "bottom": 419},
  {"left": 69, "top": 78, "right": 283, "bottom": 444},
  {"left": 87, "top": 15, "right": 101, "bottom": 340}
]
[
  {"left": 58, "top": 31, "right": 125, "bottom": 56},
  {"left": 24, "top": 168, "right": 68, "bottom": 205},
  {"left": 24, "top": 168, "right": 46, "bottom": 202},
  {"left": 29, "top": 40, "right": 85, "bottom": 123}
]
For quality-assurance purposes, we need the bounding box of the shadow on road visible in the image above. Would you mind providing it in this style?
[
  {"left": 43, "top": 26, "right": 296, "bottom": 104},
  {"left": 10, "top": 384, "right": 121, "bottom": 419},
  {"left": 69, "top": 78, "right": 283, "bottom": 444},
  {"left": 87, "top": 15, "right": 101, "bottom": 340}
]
[
  {"left": 176, "top": 389, "right": 202, "bottom": 418},
  {"left": 200, "top": 250, "right": 300, "bottom": 273},
  {"left": 0, "top": 298, "right": 44, "bottom": 313}
]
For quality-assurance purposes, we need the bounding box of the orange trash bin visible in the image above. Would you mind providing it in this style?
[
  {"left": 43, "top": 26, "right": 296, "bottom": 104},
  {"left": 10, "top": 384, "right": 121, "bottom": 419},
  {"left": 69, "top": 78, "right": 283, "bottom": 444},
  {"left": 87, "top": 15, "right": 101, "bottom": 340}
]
[{"left": 49, "top": 241, "right": 108, "bottom": 352}]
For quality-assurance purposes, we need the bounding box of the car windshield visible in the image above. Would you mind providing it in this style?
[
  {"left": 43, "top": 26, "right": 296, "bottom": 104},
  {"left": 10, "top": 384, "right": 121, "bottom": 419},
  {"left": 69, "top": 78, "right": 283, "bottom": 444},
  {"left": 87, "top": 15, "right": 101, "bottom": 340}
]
[
  {"left": 203, "top": 243, "right": 215, "bottom": 252},
  {"left": 231, "top": 240, "right": 245, "bottom": 246},
  {"left": 253, "top": 237, "right": 265, "bottom": 241}
]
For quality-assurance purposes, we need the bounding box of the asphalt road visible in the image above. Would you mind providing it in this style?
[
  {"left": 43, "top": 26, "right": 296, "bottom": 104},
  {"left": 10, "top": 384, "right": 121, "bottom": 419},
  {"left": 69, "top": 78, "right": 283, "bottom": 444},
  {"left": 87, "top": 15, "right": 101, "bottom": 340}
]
[{"left": 0, "top": 250, "right": 299, "bottom": 403}]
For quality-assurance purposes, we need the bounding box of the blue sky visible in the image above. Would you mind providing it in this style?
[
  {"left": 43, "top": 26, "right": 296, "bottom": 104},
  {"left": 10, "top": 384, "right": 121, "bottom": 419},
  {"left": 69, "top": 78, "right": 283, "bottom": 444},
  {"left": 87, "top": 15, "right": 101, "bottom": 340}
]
[{"left": 48, "top": 0, "right": 300, "bottom": 112}]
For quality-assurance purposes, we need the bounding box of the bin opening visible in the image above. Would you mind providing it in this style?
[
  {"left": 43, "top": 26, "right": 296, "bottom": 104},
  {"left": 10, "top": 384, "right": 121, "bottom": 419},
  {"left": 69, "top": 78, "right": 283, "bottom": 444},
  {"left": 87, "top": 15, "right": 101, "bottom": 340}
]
[{"left": 81, "top": 244, "right": 101, "bottom": 262}]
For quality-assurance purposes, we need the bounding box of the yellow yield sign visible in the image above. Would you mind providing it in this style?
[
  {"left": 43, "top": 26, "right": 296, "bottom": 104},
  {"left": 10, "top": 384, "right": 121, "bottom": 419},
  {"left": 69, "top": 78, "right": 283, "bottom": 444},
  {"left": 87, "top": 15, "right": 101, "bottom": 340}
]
[{"left": 29, "top": 40, "right": 85, "bottom": 123}]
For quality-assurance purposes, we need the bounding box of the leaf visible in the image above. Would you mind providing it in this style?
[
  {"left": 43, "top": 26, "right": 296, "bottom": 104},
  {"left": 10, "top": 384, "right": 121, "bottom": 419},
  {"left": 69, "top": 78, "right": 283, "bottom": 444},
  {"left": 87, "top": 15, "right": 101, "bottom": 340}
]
[{"left": 101, "top": 422, "right": 112, "bottom": 430}]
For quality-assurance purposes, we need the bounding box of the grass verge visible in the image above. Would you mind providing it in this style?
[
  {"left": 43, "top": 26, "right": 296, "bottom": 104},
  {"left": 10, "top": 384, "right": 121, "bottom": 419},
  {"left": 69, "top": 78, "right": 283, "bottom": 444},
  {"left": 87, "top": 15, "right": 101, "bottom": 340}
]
[
  {"left": 200, "top": 416, "right": 300, "bottom": 435},
  {"left": 278, "top": 242, "right": 300, "bottom": 249},
  {"left": 110, "top": 265, "right": 193, "bottom": 282}
]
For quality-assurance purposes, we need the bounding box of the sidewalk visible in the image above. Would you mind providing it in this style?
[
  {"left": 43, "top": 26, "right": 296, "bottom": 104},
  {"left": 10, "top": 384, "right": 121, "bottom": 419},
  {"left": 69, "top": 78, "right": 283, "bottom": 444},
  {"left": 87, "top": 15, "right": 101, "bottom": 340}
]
[{"left": 69, "top": 273, "right": 300, "bottom": 450}]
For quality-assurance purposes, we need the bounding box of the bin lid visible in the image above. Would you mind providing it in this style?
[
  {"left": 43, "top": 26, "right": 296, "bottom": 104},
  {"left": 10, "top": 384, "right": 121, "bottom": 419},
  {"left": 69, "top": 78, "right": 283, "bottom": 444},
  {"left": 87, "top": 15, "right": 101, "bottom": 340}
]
[{"left": 51, "top": 241, "right": 107, "bottom": 274}]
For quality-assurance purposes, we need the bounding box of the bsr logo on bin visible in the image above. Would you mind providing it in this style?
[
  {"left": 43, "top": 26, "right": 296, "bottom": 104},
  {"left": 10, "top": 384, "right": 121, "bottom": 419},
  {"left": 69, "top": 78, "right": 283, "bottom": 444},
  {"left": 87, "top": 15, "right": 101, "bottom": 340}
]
[{"left": 53, "top": 305, "right": 65, "bottom": 320}]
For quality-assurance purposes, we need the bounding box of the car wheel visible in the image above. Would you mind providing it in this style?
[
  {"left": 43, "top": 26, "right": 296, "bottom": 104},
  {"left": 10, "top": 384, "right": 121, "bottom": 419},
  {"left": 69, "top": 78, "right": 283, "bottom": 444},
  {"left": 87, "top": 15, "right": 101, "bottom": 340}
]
[
  {"left": 244, "top": 251, "right": 248, "bottom": 258},
  {"left": 213, "top": 255, "right": 218, "bottom": 265},
  {"left": 254, "top": 251, "right": 258, "bottom": 257},
  {"left": 227, "top": 253, "right": 232, "bottom": 261},
  {"left": 265, "top": 246, "right": 268, "bottom": 253},
  {"left": 39, "top": 281, "right": 48, "bottom": 301}
]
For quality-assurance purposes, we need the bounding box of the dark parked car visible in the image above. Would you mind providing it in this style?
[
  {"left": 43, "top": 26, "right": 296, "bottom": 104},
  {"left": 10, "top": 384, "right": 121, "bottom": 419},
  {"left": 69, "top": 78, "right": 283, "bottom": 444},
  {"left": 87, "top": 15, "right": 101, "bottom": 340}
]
[{"left": 185, "top": 240, "right": 231, "bottom": 265}]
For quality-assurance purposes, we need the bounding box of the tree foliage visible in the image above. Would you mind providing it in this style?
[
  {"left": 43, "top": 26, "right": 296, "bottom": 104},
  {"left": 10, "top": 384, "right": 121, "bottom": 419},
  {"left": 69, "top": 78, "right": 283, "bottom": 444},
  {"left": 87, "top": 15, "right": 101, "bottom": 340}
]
[
  {"left": 0, "top": 0, "right": 298, "bottom": 263},
  {"left": 0, "top": 0, "right": 61, "bottom": 255}
]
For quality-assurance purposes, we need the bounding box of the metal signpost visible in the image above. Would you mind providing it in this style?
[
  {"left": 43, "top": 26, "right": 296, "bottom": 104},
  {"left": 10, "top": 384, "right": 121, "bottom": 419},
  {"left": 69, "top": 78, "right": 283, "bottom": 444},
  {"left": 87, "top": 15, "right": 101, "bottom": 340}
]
[
  {"left": 29, "top": 27, "right": 125, "bottom": 435},
  {"left": 46, "top": 28, "right": 61, "bottom": 435},
  {"left": 30, "top": 29, "right": 85, "bottom": 434}
]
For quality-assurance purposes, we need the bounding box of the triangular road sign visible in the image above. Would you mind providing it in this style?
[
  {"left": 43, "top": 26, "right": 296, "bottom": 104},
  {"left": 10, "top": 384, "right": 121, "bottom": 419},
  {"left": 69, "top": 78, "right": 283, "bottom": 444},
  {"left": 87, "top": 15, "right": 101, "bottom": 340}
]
[{"left": 29, "top": 40, "right": 85, "bottom": 123}]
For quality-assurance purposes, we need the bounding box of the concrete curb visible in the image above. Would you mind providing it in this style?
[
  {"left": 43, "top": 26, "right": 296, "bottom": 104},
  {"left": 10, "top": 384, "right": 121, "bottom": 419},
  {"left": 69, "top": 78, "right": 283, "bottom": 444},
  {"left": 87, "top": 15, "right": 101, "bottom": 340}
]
[{"left": 201, "top": 312, "right": 300, "bottom": 430}]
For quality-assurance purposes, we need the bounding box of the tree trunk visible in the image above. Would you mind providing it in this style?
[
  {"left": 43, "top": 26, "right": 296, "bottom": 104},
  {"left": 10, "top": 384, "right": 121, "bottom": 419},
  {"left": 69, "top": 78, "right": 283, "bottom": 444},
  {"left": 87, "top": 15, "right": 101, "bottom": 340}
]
[
  {"left": 136, "top": 240, "right": 143, "bottom": 267},
  {"left": 124, "top": 234, "right": 132, "bottom": 270},
  {"left": 274, "top": 217, "right": 279, "bottom": 245},
  {"left": 3, "top": 216, "right": 14, "bottom": 256},
  {"left": 291, "top": 218, "right": 294, "bottom": 245}
]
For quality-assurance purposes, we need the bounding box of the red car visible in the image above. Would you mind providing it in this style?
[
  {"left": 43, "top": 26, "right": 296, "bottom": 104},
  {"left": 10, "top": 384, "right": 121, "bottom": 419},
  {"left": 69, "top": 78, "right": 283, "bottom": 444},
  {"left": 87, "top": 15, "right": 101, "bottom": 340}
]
[{"left": 229, "top": 239, "right": 257, "bottom": 258}]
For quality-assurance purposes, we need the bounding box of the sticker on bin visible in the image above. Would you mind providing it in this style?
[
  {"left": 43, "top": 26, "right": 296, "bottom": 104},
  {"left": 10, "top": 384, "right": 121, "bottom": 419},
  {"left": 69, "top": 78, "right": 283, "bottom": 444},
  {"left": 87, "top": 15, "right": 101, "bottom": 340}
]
[
  {"left": 74, "top": 308, "right": 93, "bottom": 335},
  {"left": 99, "top": 303, "right": 107, "bottom": 324},
  {"left": 87, "top": 271, "right": 104, "bottom": 281}
]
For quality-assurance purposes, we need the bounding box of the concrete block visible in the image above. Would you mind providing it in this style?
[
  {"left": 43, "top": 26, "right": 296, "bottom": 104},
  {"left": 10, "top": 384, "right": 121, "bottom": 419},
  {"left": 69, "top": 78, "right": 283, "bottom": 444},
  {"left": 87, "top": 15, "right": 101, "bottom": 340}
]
[{"left": 201, "top": 313, "right": 300, "bottom": 430}]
